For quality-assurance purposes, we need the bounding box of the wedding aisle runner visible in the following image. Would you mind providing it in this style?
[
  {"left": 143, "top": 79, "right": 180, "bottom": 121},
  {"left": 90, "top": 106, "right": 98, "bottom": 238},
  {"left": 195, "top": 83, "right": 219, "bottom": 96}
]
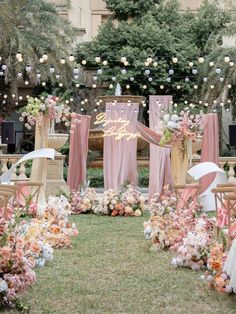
[{"left": 15, "top": 215, "right": 236, "bottom": 314}]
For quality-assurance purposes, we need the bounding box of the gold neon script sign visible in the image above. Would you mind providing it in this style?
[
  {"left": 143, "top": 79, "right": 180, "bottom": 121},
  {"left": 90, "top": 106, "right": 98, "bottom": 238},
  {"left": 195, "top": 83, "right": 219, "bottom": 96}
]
[{"left": 94, "top": 112, "right": 140, "bottom": 140}]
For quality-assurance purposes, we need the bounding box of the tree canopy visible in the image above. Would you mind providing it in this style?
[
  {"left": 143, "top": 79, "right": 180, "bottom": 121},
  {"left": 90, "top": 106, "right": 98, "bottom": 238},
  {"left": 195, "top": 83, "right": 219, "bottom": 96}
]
[
  {"left": 76, "top": 0, "right": 230, "bottom": 113},
  {"left": 0, "top": 0, "right": 74, "bottom": 115}
]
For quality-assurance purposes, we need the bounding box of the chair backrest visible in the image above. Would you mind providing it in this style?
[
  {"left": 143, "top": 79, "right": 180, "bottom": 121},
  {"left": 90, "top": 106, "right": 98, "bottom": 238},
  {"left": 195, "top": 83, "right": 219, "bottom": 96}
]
[
  {"left": 15, "top": 181, "right": 44, "bottom": 204},
  {"left": 212, "top": 187, "right": 236, "bottom": 210},
  {"left": 174, "top": 184, "right": 200, "bottom": 208}
]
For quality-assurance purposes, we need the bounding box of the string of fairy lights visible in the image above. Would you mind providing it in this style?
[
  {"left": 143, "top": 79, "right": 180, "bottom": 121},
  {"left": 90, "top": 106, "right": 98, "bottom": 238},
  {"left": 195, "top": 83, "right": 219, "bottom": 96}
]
[{"left": 0, "top": 53, "right": 235, "bottom": 113}]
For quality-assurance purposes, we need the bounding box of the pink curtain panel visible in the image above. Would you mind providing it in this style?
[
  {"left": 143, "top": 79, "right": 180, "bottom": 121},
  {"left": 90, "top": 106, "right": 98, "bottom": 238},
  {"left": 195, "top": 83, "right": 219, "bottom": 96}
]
[
  {"left": 200, "top": 113, "right": 219, "bottom": 194},
  {"left": 148, "top": 95, "right": 172, "bottom": 203},
  {"left": 104, "top": 102, "right": 139, "bottom": 191},
  {"left": 67, "top": 113, "right": 91, "bottom": 191}
]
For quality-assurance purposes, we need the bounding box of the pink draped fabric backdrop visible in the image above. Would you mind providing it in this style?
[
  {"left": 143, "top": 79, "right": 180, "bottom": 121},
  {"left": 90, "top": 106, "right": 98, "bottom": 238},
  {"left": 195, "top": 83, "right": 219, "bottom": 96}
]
[
  {"left": 148, "top": 96, "right": 172, "bottom": 203},
  {"left": 104, "top": 103, "right": 139, "bottom": 191},
  {"left": 200, "top": 113, "right": 219, "bottom": 194},
  {"left": 67, "top": 114, "right": 91, "bottom": 191}
]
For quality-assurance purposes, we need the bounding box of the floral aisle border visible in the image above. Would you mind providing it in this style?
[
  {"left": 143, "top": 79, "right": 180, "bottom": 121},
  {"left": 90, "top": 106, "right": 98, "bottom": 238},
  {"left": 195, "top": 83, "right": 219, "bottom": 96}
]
[
  {"left": 69, "top": 185, "right": 146, "bottom": 217},
  {"left": 0, "top": 195, "right": 78, "bottom": 310},
  {"left": 143, "top": 185, "right": 236, "bottom": 295}
]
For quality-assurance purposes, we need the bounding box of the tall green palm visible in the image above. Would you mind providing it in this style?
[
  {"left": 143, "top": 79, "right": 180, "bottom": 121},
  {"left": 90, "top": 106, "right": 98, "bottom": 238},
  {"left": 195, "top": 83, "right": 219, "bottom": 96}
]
[{"left": 0, "top": 0, "right": 74, "bottom": 108}]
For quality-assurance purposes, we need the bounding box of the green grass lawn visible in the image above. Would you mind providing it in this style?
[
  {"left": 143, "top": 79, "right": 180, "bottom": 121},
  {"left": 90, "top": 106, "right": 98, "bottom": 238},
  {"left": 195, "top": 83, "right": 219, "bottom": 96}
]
[{"left": 7, "top": 214, "right": 236, "bottom": 314}]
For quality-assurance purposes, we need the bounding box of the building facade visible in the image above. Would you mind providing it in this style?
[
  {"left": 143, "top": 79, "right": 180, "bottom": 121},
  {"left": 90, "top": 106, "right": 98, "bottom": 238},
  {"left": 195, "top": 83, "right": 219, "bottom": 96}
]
[{"left": 47, "top": 0, "right": 233, "bottom": 43}]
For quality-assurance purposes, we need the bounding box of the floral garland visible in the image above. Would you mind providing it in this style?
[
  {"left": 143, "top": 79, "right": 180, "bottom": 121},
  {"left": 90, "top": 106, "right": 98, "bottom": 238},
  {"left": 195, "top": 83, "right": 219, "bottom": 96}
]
[
  {"left": 0, "top": 194, "right": 78, "bottom": 310},
  {"left": 144, "top": 186, "right": 214, "bottom": 268}
]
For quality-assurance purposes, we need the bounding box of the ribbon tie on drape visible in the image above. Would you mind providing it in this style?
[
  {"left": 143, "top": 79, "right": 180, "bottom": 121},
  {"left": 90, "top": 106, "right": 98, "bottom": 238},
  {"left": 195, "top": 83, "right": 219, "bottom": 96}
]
[{"left": 216, "top": 207, "right": 229, "bottom": 228}]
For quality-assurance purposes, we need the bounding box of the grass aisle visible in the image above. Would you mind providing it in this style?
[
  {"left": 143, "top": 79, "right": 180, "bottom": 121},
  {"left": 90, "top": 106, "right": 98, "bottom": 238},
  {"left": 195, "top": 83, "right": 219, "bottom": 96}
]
[{"left": 8, "top": 214, "right": 236, "bottom": 314}]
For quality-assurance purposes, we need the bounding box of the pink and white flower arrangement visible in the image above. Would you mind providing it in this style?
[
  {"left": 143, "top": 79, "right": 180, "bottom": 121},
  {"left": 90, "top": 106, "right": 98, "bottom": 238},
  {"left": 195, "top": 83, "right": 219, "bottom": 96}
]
[
  {"left": 70, "top": 188, "right": 98, "bottom": 214},
  {"left": 171, "top": 216, "right": 214, "bottom": 270},
  {"left": 96, "top": 185, "right": 145, "bottom": 217},
  {"left": 20, "top": 95, "right": 71, "bottom": 130},
  {"left": 159, "top": 111, "right": 203, "bottom": 147}
]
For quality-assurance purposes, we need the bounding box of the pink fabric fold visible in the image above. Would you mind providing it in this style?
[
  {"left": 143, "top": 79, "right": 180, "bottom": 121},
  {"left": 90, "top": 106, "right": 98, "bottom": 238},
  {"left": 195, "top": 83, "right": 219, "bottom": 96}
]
[
  {"left": 200, "top": 113, "right": 219, "bottom": 194},
  {"left": 148, "top": 96, "right": 172, "bottom": 203},
  {"left": 216, "top": 207, "right": 229, "bottom": 228},
  {"left": 67, "top": 114, "right": 91, "bottom": 191},
  {"left": 176, "top": 188, "right": 198, "bottom": 210},
  {"left": 104, "top": 103, "right": 139, "bottom": 191}
]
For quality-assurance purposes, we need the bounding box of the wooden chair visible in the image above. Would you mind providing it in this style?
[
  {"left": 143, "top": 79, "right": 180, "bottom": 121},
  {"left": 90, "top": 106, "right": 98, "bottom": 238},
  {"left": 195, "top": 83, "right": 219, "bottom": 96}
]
[
  {"left": 14, "top": 181, "right": 43, "bottom": 206},
  {"left": 224, "top": 193, "right": 236, "bottom": 249},
  {"left": 211, "top": 186, "right": 236, "bottom": 239},
  {"left": 0, "top": 188, "right": 15, "bottom": 219},
  {"left": 173, "top": 184, "right": 200, "bottom": 208}
]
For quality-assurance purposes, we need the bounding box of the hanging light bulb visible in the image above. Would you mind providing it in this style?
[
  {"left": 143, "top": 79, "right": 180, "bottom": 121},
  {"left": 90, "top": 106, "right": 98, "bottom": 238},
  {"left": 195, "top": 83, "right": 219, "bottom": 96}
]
[
  {"left": 0, "top": 71, "right": 4, "bottom": 76},
  {"left": 97, "top": 69, "right": 103, "bottom": 75},
  {"left": 142, "top": 85, "right": 147, "bottom": 89},
  {"left": 73, "top": 67, "right": 79, "bottom": 74},
  {"left": 210, "top": 84, "right": 215, "bottom": 89},
  {"left": 56, "top": 74, "right": 60, "bottom": 80},
  {"left": 60, "top": 58, "right": 66, "bottom": 65},
  {"left": 26, "top": 64, "right": 31, "bottom": 72},
  {"left": 198, "top": 57, "right": 204, "bottom": 63},
  {"left": 69, "top": 54, "right": 75, "bottom": 62},
  {"left": 126, "top": 84, "right": 130, "bottom": 89},
  {"left": 148, "top": 77, "right": 153, "bottom": 82},
  {"left": 192, "top": 68, "right": 198, "bottom": 75},
  {"left": 92, "top": 84, "right": 97, "bottom": 88},
  {"left": 147, "top": 57, "right": 153, "bottom": 64},
  {"left": 95, "top": 56, "right": 101, "bottom": 63},
  {"left": 121, "top": 57, "right": 127, "bottom": 63},
  {"left": 172, "top": 57, "right": 178, "bottom": 63},
  {"left": 103, "top": 60, "right": 108, "bottom": 66},
  {"left": 112, "top": 76, "right": 116, "bottom": 81},
  {"left": 224, "top": 56, "right": 230, "bottom": 63},
  {"left": 81, "top": 60, "right": 86, "bottom": 65},
  {"left": 42, "top": 53, "right": 48, "bottom": 61},
  {"left": 49, "top": 66, "right": 55, "bottom": 74},
  {"left": 74, "top": 75, "right": 78, "bottom": 80},
  {"left": 25, "top": 80, "right": 29, "bottom": 85},
  {"left": 59, "top": 82, "right": 63, "bottom": 87},
  {"left": 130, "top": 77, "right": 134, "bottom": 82},
  {"left": 169, "top": 69, "right": 174, "bottom": 75},
  {"left": 229, "top": 61, "right": 234, "bottom": 67},
  {"left": 124, "top": 61, "right": 129, "bottom": 66},
  {"left": 166, "top": 77, "right": 171, "bottom": 82},
  {"left": 16, "top": 52, "right": 22, "bottom": 59},
  {"left": 93, "top": 75, "right": 97, "bottom": 81},
  {"left": 2, "top": 65, "right": 7, "bottom": 70},
  {"left": 76, "top": 83, "right": 80, "bottom": 88},
  {"left": 189, "top": 61, "right": 194, "bottom": 67},
  {"left": 185, "top": 77, "right": 189, "bottom": 82},
  {"left": 37, "top": 73, "right": 41, "bottom": 78},
  {"left": 39, "top": 58, "right": 44, "bottom": 63},
  {"left": 121, "top": 69, "right": 127, "bottom": 75},
  {"left": 42, "top": 82, "right": 46, "bottom": 86},
  {"left": 144, "top": 61, "right": 149, "bottom": 67},
  {"left": 215, "top": 67, "right": 221, "bottom": 74},
  {"left": 209, "top": 61, "right": 214, "bottom": 67},
  {"left": 194, "top": 85, "right": 198, "bottom": 89},
  {"left": 228, "top": 84, "right": 232, "bottom": 89},
  {"left": 160, "top": 85, "right": 164, "bottom": 89},
  {"left": 177, "top": 85, "right": 181, "bottom": 89},
  {"left": 109, "top": 84, "right": 113, "bottom": 89},
  {"left": 144, "top": 69, "right": 150, "bottom": 75},
  {"left": 203, "top": 77, "right": 208, "bottom": 82},
  {"left": 219, "top": 77, "right": 224, "bottom": 82},
  {"left": 153, "top": 61, "right": 158, "bottom": 67}
]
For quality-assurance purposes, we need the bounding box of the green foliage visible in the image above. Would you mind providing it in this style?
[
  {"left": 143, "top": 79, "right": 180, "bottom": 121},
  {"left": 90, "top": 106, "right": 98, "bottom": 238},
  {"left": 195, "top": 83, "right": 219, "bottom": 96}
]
[
  {"left": 85, "top": 167, "right": 149, "bottom": 188},
  {"left": 105, "top": 0, "right": 160, "bottom": 20},
  {"left": 77, "top": 0, "right": 229, "bottom": 107},
  {"left": 0, "top": 0, "right": 74, "bottom": 114}
]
